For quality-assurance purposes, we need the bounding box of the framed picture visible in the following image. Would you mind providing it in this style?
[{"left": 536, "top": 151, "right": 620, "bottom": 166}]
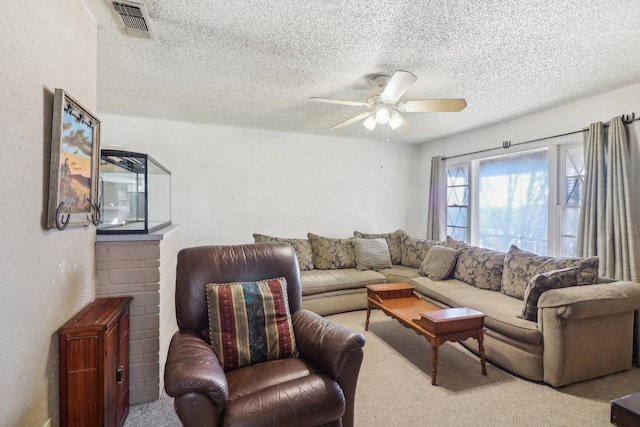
[{"left": 47, "top": 89, "right": 101, "bottom": 230}]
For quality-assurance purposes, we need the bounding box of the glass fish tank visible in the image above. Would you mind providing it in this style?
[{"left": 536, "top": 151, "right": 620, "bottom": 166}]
[{"left": 97, "top": 149, "right": 171, "bottom": 234}]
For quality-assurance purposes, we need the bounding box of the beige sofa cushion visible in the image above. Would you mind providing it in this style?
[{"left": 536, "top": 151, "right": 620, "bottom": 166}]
[
  {"left": 379, "top": 265, "right": 420, "bottom": 283},
  {"left": 501, "top": 245, "right": 600, "bottom": 299},
  {"left": 253, "top": 233, "right": 314, "bottom": 271},
  {"left": 300, "top": 268, "right": 385, "bottom": 296},
  {"left": 307, "top": 233, "right": 356, "bottom": 269},
  {"left": 411, "top": 277, "right": 541, "bottom": 345},
  {"left": 354, "top": 229, "right": 403, "bottom": 265}
]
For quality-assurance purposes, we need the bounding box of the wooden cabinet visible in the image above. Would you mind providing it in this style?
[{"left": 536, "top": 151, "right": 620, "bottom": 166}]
[{"left": 58, "top": 297, "right": 133, "bottom": 427}]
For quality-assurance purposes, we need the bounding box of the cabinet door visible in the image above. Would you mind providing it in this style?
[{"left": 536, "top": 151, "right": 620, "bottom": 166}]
[
  {"left": 105, "top": 325, "right": 119, "bottom": 427},
  {"left": 59, "top": 298, "right": 132, "bottom": 427},
  {"left": 63, "top": 334, "right": 102, "bottom": 426},
  {"left": 116, "top": 310, "right": 130, "bottom": 426}
]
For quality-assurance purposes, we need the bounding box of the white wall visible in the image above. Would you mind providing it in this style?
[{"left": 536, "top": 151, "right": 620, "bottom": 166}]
[
  {"left": 99, "top": 116, "right": 420, "bottom": 247},
  {"left": 413, "top": 83, "right": 640, "bottom": 234},
  {"left": 0, "top": 1, "right": 97, "bottom": 426}
]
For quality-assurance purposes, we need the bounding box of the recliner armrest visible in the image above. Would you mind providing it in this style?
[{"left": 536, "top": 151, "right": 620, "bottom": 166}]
[
  {"left": 164, "top": 330, "right": 229, "bottom": 412},
  {"left": 292, "top": 309, "right": 365, "bottom": 379}
]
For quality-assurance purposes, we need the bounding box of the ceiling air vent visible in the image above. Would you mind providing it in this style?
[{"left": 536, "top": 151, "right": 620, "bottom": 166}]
[{"left": 109, "top": 0, "right": 153, "bottom": 39}]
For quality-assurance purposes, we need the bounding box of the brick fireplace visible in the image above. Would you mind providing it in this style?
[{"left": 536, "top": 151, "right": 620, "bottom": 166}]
[{"left": 96, "top": 225, "right": 180, "bottom": 403}]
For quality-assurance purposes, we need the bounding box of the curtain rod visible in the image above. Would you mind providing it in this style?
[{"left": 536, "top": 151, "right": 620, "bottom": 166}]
[{"left": 442, "top": 112, "right": 639, "bottom": 161}]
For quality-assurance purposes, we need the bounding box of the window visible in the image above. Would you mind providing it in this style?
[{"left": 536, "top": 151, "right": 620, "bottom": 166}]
[
  {"left": 445, "top": 144, "right": 583, "bottom": 256},
  {"left": 477, "top": 149, "right": 549, "bottom": 253},
  {"left": 446, "top": 163, "right": 469, "bottom": 242},
  {"left": 559, "top": 145, "right": 584, "bottom": 256}
]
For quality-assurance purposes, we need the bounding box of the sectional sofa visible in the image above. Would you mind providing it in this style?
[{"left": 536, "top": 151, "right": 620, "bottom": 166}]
[{"left": 254, "top": 230, "right": 640, "bottom": 387}]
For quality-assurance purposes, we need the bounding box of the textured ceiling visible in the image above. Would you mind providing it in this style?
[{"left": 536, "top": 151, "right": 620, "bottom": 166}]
[{"left": 83, "top": 0, "right": 640, "bottom": 144}]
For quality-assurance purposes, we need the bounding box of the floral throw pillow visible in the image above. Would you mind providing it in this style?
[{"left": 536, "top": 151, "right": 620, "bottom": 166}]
[
  {"left": 454, "top": 246, "right": 505, "bottom": 290},
  {"left": 401, "top": 233, "right": 443, "bottom": 268},
  {"left": 521, "top": 268, "right": 579, "bottom": 321},
  {"left": 502, "top": 245, "right": 599, "bottom": 300},
  {"left": 536, "top": 256, "right": 599, "bottom": 286},
  {"left": 501, "top": 246, "right": 547, "bottom": 299},
  {"left": 307, "top": 233, "right": 356, "bottom": 270},
  {"left": 445, "top": 236, "right": 470, "bottom": 252},
  {"left": 253, "top": 233, "right": 314, "bottom": 271}
]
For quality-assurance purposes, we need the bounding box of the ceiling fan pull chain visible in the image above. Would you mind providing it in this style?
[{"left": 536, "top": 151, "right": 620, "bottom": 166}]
[{"left": 381, "top": 123, "right": 390, "bottom": 144}]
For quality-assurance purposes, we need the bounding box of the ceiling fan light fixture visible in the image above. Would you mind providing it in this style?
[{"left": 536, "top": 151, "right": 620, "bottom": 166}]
[
  {"left": 388, "top": 112, "right": 403, "bottom": 130},
  {"left": 375, "top": 106, "right": 390, "bottom": 124},
  {"left": 311, "top": 70, "right": 467, "bottom": 134},
  {"left": 363, "top": 115, "right": 377, "bottom": 130}
]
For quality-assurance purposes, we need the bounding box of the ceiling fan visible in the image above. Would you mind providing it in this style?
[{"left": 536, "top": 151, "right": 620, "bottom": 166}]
[{"left": 310, "top": 70, "right": 466, "bottom": 132}]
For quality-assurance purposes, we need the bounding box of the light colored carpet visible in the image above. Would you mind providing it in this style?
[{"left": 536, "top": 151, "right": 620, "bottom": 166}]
[{"left": 126, "top": 310, "right": 640, "bottom": 426}]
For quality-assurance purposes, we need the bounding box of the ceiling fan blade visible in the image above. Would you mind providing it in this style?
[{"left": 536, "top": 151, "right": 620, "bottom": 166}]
[
  {"left": 309, "top": 97, "right": 368, "bottom": 107},
  {"left": 379, "top": 71, "right": 417, "bottom": 103},
  {"left": 330, "top": 112, "right": 373, "bottom": 129},
  {"left": 399, "top": 99, "right": 467, "bottom": 112}
]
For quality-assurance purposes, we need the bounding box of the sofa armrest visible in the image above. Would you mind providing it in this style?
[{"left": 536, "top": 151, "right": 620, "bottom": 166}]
[
  {"left": 537, "top": 281, "right": 640, "bottom": 386},
  {"left": 292, "top": 309, "right": 365, "bottom": 379},
  {"left": 164, "top": 330, "right": 229, "bottom": 412},
  {"left": 538, "top": 282, "right": 640, "bottom": 320}
]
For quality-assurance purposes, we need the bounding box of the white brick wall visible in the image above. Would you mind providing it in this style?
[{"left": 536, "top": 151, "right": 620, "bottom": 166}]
[
  {"left": 96, "top": 227, "right": 179, "bottom": 404},
  {"left": 158, "top": 234, "right": 178, "bottom": 396}
]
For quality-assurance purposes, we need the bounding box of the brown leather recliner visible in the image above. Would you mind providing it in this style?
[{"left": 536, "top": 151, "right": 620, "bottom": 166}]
[{"left": 164, "top": 242, "right": 366, "bottom": 427}]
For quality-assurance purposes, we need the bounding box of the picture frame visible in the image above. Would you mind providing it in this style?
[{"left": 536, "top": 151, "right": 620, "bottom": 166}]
[{"left": 47, "top": 89, "right": 101, "bottom": 230}]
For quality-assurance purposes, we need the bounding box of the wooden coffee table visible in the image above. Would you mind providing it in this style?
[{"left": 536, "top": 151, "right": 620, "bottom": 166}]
[{"left": 365, "top": 282, "right": 487, "bottom": 385}]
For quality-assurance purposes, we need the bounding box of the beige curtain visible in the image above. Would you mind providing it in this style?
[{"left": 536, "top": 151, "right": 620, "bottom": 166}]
[
  {"left": 426, "top": 156, "right": 446, "bottom": 241},
  {"left": 577, "top": 117, "right": 639, "bottom": 281}
]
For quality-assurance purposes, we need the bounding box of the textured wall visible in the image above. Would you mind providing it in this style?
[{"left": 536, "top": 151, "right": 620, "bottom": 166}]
[{"left": 0, "top": 1, "right": 97, "bottom": 426}]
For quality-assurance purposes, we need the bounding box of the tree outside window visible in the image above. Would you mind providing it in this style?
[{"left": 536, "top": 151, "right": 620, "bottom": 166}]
[
  {"left": 477, "top": 149, "right": 548, "bottom": 253},
  {"left": 444, "top": 144, "right": 583, "bottom": 256}
]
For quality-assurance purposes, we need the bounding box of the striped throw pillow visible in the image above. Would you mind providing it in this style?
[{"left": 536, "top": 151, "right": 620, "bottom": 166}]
[{"left": 206, "top": 277, "right": 297, "bottom": 372}]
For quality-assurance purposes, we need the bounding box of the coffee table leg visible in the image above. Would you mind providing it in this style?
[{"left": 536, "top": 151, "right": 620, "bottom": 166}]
[
  {"left": 478, "top": 332, "right": 487, "bottom": 376},
  {"left": 365, "top": 302, "right": 371, "bottom": 331},
  {"left": 431, "top": 344, "right": 438, "bottom": 386}
]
